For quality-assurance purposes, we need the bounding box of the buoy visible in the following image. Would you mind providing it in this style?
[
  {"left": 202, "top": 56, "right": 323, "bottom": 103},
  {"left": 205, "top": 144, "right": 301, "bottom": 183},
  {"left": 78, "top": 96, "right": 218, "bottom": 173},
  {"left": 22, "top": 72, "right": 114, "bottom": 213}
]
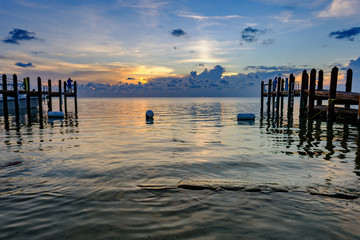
[
  {"left": 48, "top": 111, "right": 65, "bottom": 118},
  {"left": 146, "top": 110, "right": 154, "bottom": 119},
  {"left": 237, "top": 113, "right": 255, "bottom": 121}
]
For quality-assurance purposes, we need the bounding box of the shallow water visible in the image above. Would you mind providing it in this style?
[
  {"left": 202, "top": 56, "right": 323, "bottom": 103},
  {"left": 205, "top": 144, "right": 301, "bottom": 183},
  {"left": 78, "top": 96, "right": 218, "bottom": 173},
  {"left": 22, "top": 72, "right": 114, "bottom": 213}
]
[{"left": 0, "top": 97, "right": 359, "bottom": 239}]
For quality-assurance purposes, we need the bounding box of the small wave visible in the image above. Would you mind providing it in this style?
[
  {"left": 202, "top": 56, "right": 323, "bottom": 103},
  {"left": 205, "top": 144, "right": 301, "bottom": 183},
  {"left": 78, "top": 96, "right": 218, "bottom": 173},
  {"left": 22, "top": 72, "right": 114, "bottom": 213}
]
[{"left": 138, "top": 179, "right": 360, "bottom": 199}]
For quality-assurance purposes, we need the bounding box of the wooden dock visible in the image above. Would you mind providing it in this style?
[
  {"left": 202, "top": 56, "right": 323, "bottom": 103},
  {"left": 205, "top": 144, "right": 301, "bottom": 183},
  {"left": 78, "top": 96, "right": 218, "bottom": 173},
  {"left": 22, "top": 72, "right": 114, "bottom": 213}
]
[
  {"left": 261, "top": 67, "right": 360, "bottom": 123},
  {"left": 1, "top": 74, "right": 78, "bottom": 129}
]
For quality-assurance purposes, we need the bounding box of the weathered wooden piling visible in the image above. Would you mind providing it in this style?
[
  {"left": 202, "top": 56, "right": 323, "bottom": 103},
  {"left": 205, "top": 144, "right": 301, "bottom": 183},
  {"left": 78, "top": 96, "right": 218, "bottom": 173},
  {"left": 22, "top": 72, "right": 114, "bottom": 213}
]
[
  {"left": 13, "top": 74, "right": 20, "bottom": 125},
  {"left": 308, "top": 69, "right": 316, "bottom": 116},
  {"left": 327, "top": 67, "right": 338, "bottom": 119},
  {"left": 345, "top": 69, "right": 353, "bottom": 109},
  {"left": 58, "top": 80, "right": 62, "bottom": 111},
  {"left": 287, "top": 74, "right": 295, "bottom": 114},
  {"left": 37, "top": 77, "right": 43, "bottom": 125},
  {"left": 280, "top": 78, "right": 284, "bottom": 115},
  {"left": 261, "top": 81, "right": 264, "bottom": 113},
  {"left": 48, "top": 79, "right": 52, "bottom": 112},
  {"left": 300, "top": 70, "right": 309, "bottom": 117},
  {"left": 2, "top": 74, "right": 9, "bottom": 125},
  {"left": 64, "top": 81, "right": 67, "bottom": 115},
  {"left": 74, "top": 81, "right": 78, "bottom": 114},
  {"left": 267, "top": 79, "right": 272, "bottom": 114},
  {"left": 276, "top": 78, "right": 281, "bottom": 116},
  {"left": 272, "top": 77, "right": 277, "bottom": 115},
  {"left": 317, "top": 70, "right": 323, "bottom": 106}
]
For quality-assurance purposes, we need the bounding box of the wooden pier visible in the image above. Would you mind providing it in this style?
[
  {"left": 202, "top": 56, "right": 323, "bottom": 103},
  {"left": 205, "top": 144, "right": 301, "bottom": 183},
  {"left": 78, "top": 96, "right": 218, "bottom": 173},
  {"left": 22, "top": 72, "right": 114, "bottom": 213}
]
[
  {"left": 1, "top": 74, "right": 78, "bottom": 129},
  {"left": 261, "top": 67, "right": 360, "bottom": 123}
]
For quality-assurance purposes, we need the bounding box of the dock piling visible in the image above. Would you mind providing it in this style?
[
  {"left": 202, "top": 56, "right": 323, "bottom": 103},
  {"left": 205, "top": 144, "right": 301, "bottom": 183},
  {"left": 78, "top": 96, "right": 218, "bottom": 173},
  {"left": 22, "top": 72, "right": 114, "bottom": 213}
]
[
  {"left": 317, "top": 70, "right": 323, "bottom": 106},
  {"left": 48, "top": 79, "right": 52, "bottom": 112},
  {"left": 300, "top": 70, "right": 309, "bottom": 117},
  {"left": 267, "top": 79, "right": 272, "bottom": 115},
  {"left": 13, "top": 74, "right": 20, "bottom": 126},
  {"left": 308, "top": 69, "right": 316, "bottom": 116},
  {"left": 37, "top": 77, "right": 43, "bottom": 126},
  {"left": 327, "top": 67, "right": 338, "bottom": 119},
  {"left": 287, "top": 74, "right": 295, "bottom": 115},
  {"left": 345, "top": 69, "right": 353, "bottom": 109}
]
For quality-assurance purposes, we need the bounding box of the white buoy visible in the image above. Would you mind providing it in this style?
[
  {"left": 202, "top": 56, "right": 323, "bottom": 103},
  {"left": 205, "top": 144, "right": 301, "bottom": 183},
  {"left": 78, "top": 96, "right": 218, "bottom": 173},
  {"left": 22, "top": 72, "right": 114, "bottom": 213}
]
[
  {"left": 146, "top": 110, "right": 154, "bottom": 119},
  {"left": 237, "top": 113, "right": 255, "bottom": 121},
  {"left": 48, "top": 111, "right": 65, "bottom": 118}
]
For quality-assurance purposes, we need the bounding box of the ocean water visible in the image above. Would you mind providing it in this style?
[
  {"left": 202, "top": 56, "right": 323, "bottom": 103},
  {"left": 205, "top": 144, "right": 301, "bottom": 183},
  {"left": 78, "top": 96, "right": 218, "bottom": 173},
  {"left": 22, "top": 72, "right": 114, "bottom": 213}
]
[{"left": 0, "top": 97, "right": 359, "bottom": 239}]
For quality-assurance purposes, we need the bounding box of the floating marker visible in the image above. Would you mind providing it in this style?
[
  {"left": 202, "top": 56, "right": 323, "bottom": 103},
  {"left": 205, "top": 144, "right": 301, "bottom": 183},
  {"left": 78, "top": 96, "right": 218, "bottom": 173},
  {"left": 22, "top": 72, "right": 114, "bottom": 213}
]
[
  {"left": 237, "top": 113, "right": 255, "bottom": 121},
  {"left": 146, "top": 110, "right": 154, "bottom": 119},
  {"left": 48, "top": 111, "right": 65, "bottom": 118}
]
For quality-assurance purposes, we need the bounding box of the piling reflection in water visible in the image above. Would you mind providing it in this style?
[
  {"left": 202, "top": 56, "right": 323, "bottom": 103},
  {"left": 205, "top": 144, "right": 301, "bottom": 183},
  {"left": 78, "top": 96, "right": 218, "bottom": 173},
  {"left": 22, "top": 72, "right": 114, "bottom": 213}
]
[{"left": 260, "top": 111, "right": 360, "bottom": 179}]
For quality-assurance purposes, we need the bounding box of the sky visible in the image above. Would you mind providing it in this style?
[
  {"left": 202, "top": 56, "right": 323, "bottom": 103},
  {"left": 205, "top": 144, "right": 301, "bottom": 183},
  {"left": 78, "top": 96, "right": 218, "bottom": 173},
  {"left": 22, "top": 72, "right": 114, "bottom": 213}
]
[{"left": 1, "top": 0, "right": 360, "bottom": 97}]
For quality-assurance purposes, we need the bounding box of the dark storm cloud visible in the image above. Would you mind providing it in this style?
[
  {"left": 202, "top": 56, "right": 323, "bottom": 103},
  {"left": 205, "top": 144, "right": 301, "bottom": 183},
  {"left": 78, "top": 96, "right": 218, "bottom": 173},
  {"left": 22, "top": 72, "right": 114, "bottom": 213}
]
[
  {"left": 3, "top": 28, "right": 42, "bottom": 44},
  {"left": 15, "top": 62, "right": 35, "bottom": 68},
  {"left": 241, "top": 27, "right": 267, "bottom": 43},
  {"left": 329, "top": 27, "right": 360, "bottom": 41},
  {"left": 170, "top": 28, "right": 186, "bottom": 37}
]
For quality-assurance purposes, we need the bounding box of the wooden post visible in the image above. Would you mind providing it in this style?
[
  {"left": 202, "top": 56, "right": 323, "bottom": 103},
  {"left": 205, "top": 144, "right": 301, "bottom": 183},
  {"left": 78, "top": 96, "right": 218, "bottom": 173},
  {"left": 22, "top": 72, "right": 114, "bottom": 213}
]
[
  {"left": 300, "top": 70, "right": 309, "bottom": 117},
  {"left": 345, "top": 68, "right": 353, "bottom": 109},
  {"left": 327, "top": 66, "right": 338, "bottom": 119},
  {"left": 267, "top": 79, "right": 272, "bottom": 115},
  {"left": 13, "top": 74, "right": 20, "bottom": 126},
  {"left": 26, "top": 77, "right": 30, "bottom": 91},
  {"left": 59, "top": 80, "right": 62, "bottom": 112},
  {"left": 64, "top": 81, "right": 67, "bottom": 116},
  {"left": 261, "top": 81, "right": 264, "bottom": 113},
  {"left": 37, "top": 77, "right": 43, "bottom": 125},
  {"left": 276, "top": 78, "right": 281, "bottom": 116},
  {"left": 74, "top": 81, "right": 78, "bottom": 115},
  {"left": 48, "top": 79, "right": 52, "bottom": 112},
  {"left": 317, "top": 70, "right": 323, "bottom": 106},
  {"left": 27, "top": 92, "right": 31, "bottom": 124},
  {"left": 358, "top": 96, "right": 360, "bottom": 125},
  {"left": 2, "top": 74, "right": 9, "bottom": 126},
  {"left": 308, "top": 69, "right": 316, "bottom": 116},
  {"left": 272, "top": 77, "right": 277, "bottom": 115},
  {"left": 25, "top": 77, "right": 31, "bottom": 123},
  {"left": 288, "top": 74, "right": 295, "bottom": 114},
  {"left": 280, "top": 78, "right": 284, "bottom": 115}
]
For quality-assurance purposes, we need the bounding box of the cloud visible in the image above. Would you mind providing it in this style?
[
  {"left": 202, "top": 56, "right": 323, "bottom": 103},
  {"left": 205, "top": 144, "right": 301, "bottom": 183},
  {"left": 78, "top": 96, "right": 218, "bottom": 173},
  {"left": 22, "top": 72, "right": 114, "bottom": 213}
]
[
  {"left": 262, "top": 38, "right": 275, "bottom": 45},
  {"left": 345, "top": 57, "right": 360, "bottom": 91},
  {"left": 3, "top": 28, "right": 42, "bottom": 44},
  {"left": 170, "top": 28, "right": 186, "bottom": 37},
  {"left": 15, "top": 62, "right": 35, "bottom": 68},
  {"left": 241, "top": 27, "right": 266, "bottom": 43},
  {"left": 75, "top": 64, "right": 313, "bottom": 97},
  {"left": 240, "top": 27, "right": 272, "bottom": 45},
  {"left": 197, "top": 65, "right": 225, "bottom": 81},
  {"left": 176, "top": 13, "right": 245, "bottom": 21},
  {"left": 329, "top": 27, "right": 360, "bottom": 41},
  {"left": 244, "top": 65, "right": 302, "bottom": 73},
  {"left": 272, "top": 11, "right": 311, "bottom": 26},
  {"left": 318, "top": 0, "right": 358, "bottom": 18},
  {"left": 31, "top": 51, "right": 45, "bottom": 55}
]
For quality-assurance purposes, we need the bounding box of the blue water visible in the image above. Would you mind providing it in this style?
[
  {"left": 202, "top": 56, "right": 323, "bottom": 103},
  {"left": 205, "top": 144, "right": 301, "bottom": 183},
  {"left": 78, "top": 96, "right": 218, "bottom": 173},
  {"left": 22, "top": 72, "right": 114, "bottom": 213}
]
[{"left": 0, "top": 97, "right": 359, "bottom": 239}]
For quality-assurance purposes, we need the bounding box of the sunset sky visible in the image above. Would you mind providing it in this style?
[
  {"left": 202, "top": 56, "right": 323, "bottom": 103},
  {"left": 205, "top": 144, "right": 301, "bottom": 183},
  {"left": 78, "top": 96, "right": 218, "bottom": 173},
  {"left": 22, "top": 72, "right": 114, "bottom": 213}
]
[{"left": 1, "top": 0, "right": 360, "bottom": 96}]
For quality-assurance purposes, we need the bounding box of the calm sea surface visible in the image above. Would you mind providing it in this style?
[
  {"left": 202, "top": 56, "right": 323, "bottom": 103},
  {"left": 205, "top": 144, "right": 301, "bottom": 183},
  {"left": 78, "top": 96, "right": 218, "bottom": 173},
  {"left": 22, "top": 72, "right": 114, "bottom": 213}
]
[{"left": 0, "top": 97, "right": 359, "bottom": 239}]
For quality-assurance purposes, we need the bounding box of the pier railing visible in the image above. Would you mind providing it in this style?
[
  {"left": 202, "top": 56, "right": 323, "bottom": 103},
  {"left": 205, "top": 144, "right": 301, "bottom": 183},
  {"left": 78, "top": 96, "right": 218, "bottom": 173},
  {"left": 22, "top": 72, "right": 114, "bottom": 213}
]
[
  {"left": 261, "top": 67, "right": 360, "bottom": 123},
  {"left": 1, "top": 74, "right": 78, "bottom": 129}
]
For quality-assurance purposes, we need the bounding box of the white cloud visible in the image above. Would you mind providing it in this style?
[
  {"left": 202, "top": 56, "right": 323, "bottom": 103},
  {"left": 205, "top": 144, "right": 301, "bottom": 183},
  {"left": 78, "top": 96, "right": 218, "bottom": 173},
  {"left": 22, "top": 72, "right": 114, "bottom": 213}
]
[
  {"left": 318, "top": 0, "right": 359, "bottom": 18},
  {"left": 273, "top": 11, "right": 311, "bottom": 26},
  {"left": 176, "top": 13, "right": 246, "bottom": 21}
]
